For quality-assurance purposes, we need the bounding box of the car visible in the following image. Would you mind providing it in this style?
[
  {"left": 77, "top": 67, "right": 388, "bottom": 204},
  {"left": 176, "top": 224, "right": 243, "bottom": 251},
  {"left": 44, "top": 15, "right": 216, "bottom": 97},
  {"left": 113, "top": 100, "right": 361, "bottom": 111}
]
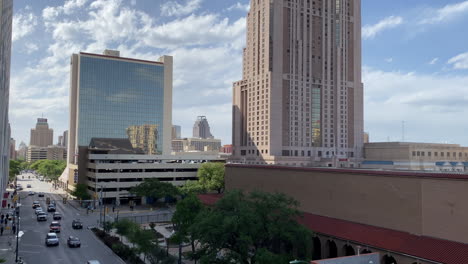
[
  {"left": 53, "top": 212, "right": 62, "bottom": 220},
  {"left": 27, "top": 184, "right": 31, "bottom": 188},
  {"left": 67, "top": 236, "right": 81, "bottom": 248},
  {"left": 35, "top": 208, "right": 43, "bottom": 215},
  {"left": 47, "top": 205, "right": 56, "bottom": 212},
  {"left": 16, "top": 186, "right": 23, "bottom": 191},
  {"left": 45, "top": 233, "right": 59, "bottom": 246},
  {"left": 49, "top": 221, "right": 61, "bottom": 233},
  {"left": 38, "top": 192, "right": 45, "bottom": 197},
  {"left": 37, "top": 212, "right": 47, "bottom": 221},
  {"left": 72, "top": 219, "right": 83, "bottom": 229},
  {"left": 28, "top": 191, "right": 35, "bottom": 196},
  {"left": 32, "top": 201, "right": 40, "bottom": 209},
  {"left": 87, "top": 261, "right": 101, "bottom": 264}
]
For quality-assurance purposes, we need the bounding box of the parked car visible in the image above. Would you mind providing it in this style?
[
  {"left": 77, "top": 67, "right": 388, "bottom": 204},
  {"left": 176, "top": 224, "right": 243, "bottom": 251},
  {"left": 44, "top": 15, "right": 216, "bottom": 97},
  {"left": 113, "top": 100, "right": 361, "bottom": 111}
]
[
  {"left": 67, "top": 236, "right": 81, "bottom": 248},
  {"left": 28, "top": 191, "right": 35, "bottom": 196},
  {"left": 49, "top": 221, "right": 61, "bottom": 233},
  {"left": 87, "top": 261, "right": 101, "bottom": 264},
  {"left": 32, "top": 201, "right": 40, "bottom": 209},
  {"left": 37, "top": 212, "right": 47, "bottom": 222},
  {"left": 38, "top": 192, "right": 45, "bottom": 197},
  {"left": 53, "top": 212, "right": 62, "bottom": 220},
  {"left": 27, "top": 184, "right": 31, "bottom": 188},
  {"left": 45, "top": 233, "right": 59, "bottom": 246},
  {"left": 47, "top": 205, "right": 56, "bottom": 212},
  {"left": 72, "top": 219, "right": 83, "bottom": 229}
]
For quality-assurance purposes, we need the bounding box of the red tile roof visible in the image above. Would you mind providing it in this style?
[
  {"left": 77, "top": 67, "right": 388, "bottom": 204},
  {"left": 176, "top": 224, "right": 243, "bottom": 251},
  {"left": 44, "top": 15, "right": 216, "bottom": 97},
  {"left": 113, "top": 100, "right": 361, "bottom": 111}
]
[
  {"left": 226, "top": 164, "right": 468, "bottom": 181},
  {"left": 198, "top": 194, "right": 468, "bottom": 264}
]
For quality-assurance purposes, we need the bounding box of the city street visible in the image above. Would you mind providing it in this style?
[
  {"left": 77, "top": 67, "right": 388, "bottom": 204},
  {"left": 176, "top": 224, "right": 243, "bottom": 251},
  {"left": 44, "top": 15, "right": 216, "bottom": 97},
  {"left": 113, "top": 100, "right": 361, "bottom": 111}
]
[{"left": 15, "top": 173, "right": 125, "bottom": 264}]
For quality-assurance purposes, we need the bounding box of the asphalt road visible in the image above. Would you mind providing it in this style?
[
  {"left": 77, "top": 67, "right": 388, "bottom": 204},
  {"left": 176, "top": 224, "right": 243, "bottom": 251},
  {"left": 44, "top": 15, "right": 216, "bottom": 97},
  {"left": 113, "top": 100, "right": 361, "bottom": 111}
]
[{"left": 16, "top": 173, "right": 125, "bottom": 264}]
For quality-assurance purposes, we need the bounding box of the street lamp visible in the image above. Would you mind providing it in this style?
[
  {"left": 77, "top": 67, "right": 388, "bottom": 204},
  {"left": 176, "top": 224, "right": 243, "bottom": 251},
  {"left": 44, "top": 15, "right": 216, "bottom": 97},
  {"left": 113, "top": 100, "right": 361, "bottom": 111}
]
[{"left": 289, "top": 260, "right": 310, "bottom": 264}]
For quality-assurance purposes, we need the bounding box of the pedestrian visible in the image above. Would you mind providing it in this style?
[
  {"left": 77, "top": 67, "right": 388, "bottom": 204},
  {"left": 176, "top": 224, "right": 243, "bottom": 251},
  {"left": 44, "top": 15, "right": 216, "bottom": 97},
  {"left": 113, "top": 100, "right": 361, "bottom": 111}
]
[
  {"left": 112, "top": 206, "right": 115, "bottom": 212},
  {"left": 1, "top": 226, "right": 3, "bottom": 236},
  {"left": 7, "top": 203, "right": 9, "bottom": 208},
  {"left": 1, "top": 214, "right": 4, "bottom": 221},
  {"left": 12, "top": 224, "right": 15, "bottom": 234}
]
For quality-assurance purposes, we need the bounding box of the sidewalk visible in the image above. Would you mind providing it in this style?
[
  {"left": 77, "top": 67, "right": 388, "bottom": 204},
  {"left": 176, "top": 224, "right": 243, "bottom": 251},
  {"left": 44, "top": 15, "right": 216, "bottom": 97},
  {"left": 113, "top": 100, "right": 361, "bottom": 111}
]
[{"left": 0, "top": 188, "right": 18, "bottom": 263}]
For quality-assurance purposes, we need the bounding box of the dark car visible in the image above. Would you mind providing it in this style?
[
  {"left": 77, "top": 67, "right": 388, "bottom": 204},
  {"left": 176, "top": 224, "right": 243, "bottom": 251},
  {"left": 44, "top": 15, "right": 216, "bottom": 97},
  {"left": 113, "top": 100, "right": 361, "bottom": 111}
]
[
  {"left": 45, "top": 233, "right": 59, "bottom": 246},
  {"left": 27, "top": 184, "right": 32, "bottom": 188},
  {"left": 28, "top": 191, "right": 35, "bottom": 196},
  {"left": 49, "top": 221, "right": 61, "bottom": 233},
  {"left": 67, "top": 236, "right": 81, "bottom": 248},
  {"left": 72, "top": 219, "right": 83, "bottom": 229},
  {"left": 47, "top": 205, "right": 56, "bottom": 212},
  {"left": 53, "top": 212, "right": 62, "bottom": 220},
  {"left": 37, "top": 212, "right": 47, "bottom": 222},
  {"left": 38, "top": 192, "right": 45, "bottom": 197}
]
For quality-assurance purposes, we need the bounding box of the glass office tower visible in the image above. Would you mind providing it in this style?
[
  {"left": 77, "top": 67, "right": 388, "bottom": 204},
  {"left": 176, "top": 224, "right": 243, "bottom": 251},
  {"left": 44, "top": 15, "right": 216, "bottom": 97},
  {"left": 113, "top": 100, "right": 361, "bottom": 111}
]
[{"left": 68, "top": 50, "right": 172, "bottom": 185}]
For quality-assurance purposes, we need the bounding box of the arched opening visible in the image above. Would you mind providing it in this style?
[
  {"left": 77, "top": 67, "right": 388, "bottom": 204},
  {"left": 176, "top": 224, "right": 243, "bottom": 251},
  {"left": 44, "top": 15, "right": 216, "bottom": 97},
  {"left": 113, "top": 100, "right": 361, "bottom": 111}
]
[
  {"left": 312, "top": 237, "right": 322, "bottom": 260},
  {"left": 326, "top": 240, "right": 338, "bottom": 258},
  {"left": 343, "top": 244, "right": 355, "bottom": 256},
  {"left": 361, "top": 249, "right": 372, "bottom": 254},
  {"left": 383, "top": 254, "right": 398, "bottom": 264}
]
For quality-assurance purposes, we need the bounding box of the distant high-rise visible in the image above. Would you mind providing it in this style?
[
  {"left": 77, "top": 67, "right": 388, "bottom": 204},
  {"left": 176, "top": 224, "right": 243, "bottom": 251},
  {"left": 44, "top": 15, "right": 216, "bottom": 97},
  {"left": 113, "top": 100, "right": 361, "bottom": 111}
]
[
  {"left": 127, "top": 124, "right": 159, "bottom": 155},
  {"left": 17, "top": 142, "right": 27, "bottom": 160},
  {"left": 172, "top": 125, "right": 181, "bottom": 139},
  {"left": 193, "top": 116, "right": 213, "bottom": 139},
  {"left": 0, "top": 0, "right": 13, "bottom": 198},
  {"left": 58, "top": 135, "right": 63, "bottom": 146},
  {"left": 30, "top": 118, "right": 54, "bottom": 147},
  {"left": 232, "top": 0, "right": 364, "bottom": 167},
  {"left": 63, "top": 130, "right": 68, "bottom": 148},
  {"left": 67, "top": 50, "right": 172, "bottom": 186}
]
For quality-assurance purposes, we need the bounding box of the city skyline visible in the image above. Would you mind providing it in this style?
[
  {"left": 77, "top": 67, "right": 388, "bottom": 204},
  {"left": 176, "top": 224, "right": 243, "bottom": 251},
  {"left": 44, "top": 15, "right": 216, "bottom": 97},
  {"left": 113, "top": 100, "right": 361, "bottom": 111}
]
[{"left": 8, "top": 0, "right": 468, "bottom": 148}]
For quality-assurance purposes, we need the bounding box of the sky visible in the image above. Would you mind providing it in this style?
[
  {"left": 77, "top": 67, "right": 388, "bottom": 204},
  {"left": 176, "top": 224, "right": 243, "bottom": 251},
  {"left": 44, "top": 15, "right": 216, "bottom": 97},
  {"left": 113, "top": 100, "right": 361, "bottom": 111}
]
[{"left": 8, "top": 0, "right": 468, "bottom": 148}]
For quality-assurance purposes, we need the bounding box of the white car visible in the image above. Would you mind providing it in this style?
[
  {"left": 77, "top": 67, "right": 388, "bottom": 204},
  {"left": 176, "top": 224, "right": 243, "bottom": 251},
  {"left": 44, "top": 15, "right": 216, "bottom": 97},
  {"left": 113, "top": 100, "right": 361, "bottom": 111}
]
[
  {"left": 45, "top": 233, "right": 59, "bottom": 246},
  {"left": 35, "top": 208, "right": 43, "bottom": 215}
]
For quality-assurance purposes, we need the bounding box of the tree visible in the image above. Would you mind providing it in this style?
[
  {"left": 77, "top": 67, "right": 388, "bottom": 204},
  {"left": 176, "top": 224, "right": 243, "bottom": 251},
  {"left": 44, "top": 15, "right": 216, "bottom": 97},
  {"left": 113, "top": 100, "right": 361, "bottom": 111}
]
[
  {"left": 9, "top": 160, "right": 22, "bottom": 181},
  {"left": 71, "top": 183, "right": 91, "bottom": 200},
  {"left": 189, "top": 190, "right": 313, "bottom": 264},
  {"left": 130, "top": 179, "right": 180, "bottom": 203},
  {"left": 197, "top": 162, "right": 225, "bottom": 193},
  {"left": 33, "top": 160, "right": 66, "bottom": 186},
  {"left": 114, "top": 219, "right": 138, "bottom": 239},
  {"left": 179, "top": 180, "right": 205, "bottom": 195},
  {"left": 172, "top": 193, "right": 203, "bottom": 263}
]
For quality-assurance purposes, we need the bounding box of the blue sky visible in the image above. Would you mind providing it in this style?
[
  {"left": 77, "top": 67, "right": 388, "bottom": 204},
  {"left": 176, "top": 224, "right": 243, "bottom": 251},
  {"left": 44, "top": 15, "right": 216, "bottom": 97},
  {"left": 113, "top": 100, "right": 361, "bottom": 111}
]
[{"left": 9, "top": 0, "right": 468, "bottom": 147}]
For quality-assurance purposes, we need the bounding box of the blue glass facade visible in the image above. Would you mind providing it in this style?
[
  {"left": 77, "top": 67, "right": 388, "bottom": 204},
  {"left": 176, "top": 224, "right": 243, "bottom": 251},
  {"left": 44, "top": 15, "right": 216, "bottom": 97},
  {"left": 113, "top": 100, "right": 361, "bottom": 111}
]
[{"left": 77, "top": 56, "right": 165, "bottom": 154}]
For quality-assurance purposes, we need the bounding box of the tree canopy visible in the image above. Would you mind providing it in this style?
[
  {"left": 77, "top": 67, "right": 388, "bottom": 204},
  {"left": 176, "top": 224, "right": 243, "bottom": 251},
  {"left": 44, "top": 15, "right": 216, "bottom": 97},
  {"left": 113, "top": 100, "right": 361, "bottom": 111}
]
[
  {"left": 31, "top": 160, "right": 66, "bottom": 182},
  {"left": 187, "top": 190, "right": 312, "bottom": 264},
  {"left": 9, "top": 160, "right": 23, "bottom": 181},
  {"left": 130, "top": 178, "right": 180, "bottom": 202},
  {"left": 179, "top": 162, "right": 225, "bottom": 195},
  {"left": 71, "top": 183, "right": 91, "bottom": 200}
]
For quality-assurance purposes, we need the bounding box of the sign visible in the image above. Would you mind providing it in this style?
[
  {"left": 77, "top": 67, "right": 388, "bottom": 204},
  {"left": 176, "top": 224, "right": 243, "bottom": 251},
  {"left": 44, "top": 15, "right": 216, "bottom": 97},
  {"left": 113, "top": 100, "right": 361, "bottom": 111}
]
[{"left": 339, "top": 158, "right": 348, "bottom": 162}]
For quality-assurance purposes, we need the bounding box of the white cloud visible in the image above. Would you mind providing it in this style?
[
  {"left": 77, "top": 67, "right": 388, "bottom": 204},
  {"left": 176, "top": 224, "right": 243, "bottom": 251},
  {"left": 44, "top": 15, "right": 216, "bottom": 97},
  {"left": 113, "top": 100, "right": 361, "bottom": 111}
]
[
  {"left": 43, "top": 0, "right": 88, "bottom": 20},
  {"left": 131, "top": 0, "right": 136, "bottom": 6},
  {"left": 24, "top": 43, "right": 39, "bottom": 54},
  {"left": 12, "top": 12, "right": 38, "bottom": 42},
  {"left": 362, "top": 16, "right": 403, "bottom": 39},
  {"left": 420, "top": 1, "right": 468, "bottom": 24},
  {"left": 429, "top": 58, "right": 439, "bottom": 65},
  {"left": 160, "top": 0, "right": 202, "bottom": 17},
  {"left": 448, "top": 52, "right": 468, "bottom": 69},
  {"left": 364, "top": 67, "right": 468, "bottom": 143},
  {"left": 226, "top": 2, "right": 250, "bottom": 12},
  {"left": 385, "top": 58, "right": 393, "bottom": 63}
]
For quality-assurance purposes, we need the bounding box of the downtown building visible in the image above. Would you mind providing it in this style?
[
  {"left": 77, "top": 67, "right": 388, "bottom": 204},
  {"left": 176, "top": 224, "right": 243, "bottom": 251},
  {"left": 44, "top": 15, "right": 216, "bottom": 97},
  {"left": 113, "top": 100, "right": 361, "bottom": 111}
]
[
  {"left": 0, "top": 0, "right": 12, "bottom": 201},
  {"left": 30, "top": 117, "right": 54, "bottom": 147},
  {"left": 232, "top": 0, "right": 364, "bottom": 167}
]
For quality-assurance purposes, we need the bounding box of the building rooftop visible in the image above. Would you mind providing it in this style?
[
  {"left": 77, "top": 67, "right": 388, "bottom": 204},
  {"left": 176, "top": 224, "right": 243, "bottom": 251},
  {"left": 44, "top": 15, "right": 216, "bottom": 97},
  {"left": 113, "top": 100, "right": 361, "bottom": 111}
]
[{"left": 89, "top": 138, "right": 143, "bottom": 154}]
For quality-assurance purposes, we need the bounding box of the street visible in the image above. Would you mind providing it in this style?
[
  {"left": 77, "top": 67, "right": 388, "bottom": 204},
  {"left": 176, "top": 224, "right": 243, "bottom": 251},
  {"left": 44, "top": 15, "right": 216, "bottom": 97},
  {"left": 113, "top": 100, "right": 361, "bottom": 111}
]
[{"left": 16, "top": 173, "right": 125, "bottom": 264}]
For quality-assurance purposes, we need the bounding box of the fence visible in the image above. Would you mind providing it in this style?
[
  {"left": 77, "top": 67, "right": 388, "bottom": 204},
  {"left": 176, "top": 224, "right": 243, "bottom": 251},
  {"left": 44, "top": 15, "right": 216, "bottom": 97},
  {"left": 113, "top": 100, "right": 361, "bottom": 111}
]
[{"left": 115, "top": 212, "right": 173, "bottom": 224}]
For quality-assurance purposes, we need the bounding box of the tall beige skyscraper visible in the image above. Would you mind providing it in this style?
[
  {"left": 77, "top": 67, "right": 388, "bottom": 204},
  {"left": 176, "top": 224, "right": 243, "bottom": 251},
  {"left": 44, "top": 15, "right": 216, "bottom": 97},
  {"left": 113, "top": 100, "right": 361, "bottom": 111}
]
[
  {"left": 232, "top": 0, "right": 363, "bottom": 167},
  {"left": 30, "top": 118, "right": 54, "bottom": 147}
]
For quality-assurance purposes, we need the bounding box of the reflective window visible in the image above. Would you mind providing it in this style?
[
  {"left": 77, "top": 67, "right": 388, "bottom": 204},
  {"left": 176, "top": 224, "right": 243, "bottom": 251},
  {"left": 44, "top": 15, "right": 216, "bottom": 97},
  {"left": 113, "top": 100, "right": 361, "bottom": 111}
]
[{"left": 78, "top": 56, "right": 165, "bottom": 154}]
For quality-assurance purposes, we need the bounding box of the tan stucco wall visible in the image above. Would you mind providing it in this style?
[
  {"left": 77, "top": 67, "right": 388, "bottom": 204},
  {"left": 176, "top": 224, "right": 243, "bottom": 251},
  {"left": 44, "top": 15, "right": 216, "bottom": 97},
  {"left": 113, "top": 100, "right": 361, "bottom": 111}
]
[{"left": 225, "top": 165, "right": 468, "bottom": 244}]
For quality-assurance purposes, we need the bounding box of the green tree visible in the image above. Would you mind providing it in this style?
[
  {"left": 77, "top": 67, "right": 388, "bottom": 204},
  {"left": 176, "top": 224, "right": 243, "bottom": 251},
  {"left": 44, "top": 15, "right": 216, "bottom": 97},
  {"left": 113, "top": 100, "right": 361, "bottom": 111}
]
[
  {"left": 197, "top": 162, "right": 225, "bottom": 193},
  {"left": 189, "top": 190, "right": 312, "bottom": 264},
  {"left": 130, "top": 179, "right": 180, "bottom": 203},
  {"left": 71, "top": 183, "right": 91, "bottom": 200},
  {"left": 114, "top": 219, "right": 138, "bottom": 239},
  {"left": 9, "top": 160, "right": 22, "bottom": 181},
  {"left": 172, "top": 193, "right": 203, "bottom": 263},
  {"left": 179, "top": 180, "right": 205, "bottom": 195},
  {"left": 30, "top": 160, "right": 47, "bottom": 171}
]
